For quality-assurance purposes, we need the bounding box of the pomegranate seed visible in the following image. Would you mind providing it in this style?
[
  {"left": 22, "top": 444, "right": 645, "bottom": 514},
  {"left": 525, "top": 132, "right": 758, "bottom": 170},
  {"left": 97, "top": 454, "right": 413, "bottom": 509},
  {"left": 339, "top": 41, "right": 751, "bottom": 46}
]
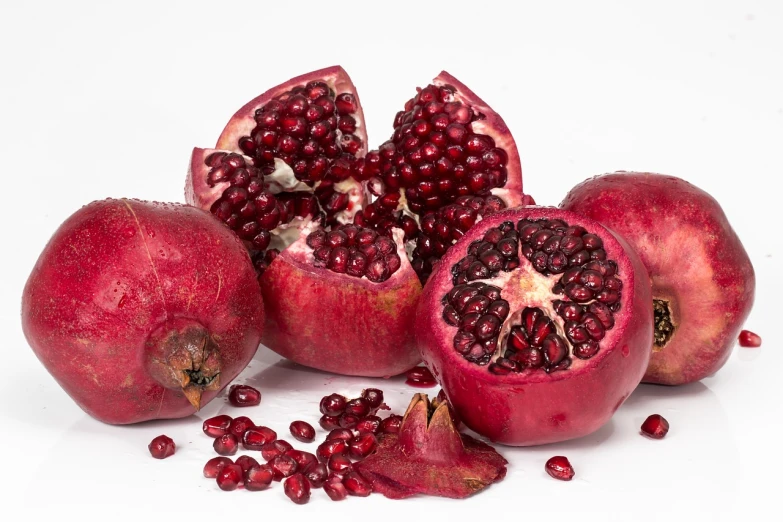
[
  {"left": 242, "top": 426, "right": 277, "bottom": 450},
  {"left": 213, "top": 433, "right": 239, "bottom": 456},
  {"left": 361, "top": 388, "right": 385, "bottom": 411},
  {"left": 216, "top": 463, "right": 243, "bottom": 491},
  {"left": 202, "top": 415, "right": 232, "bottom": 438},
  {"left": 343, "top": 471, "right": 373, "bottom": 496},
  {"left": 324, "top": 480, "right": 348, "bottom": 501},
  {"left": 380, "top": 415, "right": 403, "bottom": 434},
  {"left": 355, "top": 415, "right": 382, "bottom": 435},
  {"left": 640, "top": 414, "right": 670, "bottom": 439},
  {"left": 228, "top": 416, "right": 255, "bottom": 438},
  {"left": 405, "top": 365, "right": 438, "bottom": 387},
  {"left": 260, "top": 439, "right": 294, "bottom": 461},
  {"left": 234, "top": 455, "right": 259, "bottom": 473},
  {"left": 738, "top": 330, "right": 761, "bottom": 347},
  {"left": 282, "top": 474, "right": 310, "bottom": 505},
  {"left": 319, "top": 414, "right": 343, "bottom": 430},
  {"left": 339, "top": 413, "right": 360, "bottom": 429},
  {"left": 348, "top": 433, "right": 378, "bottom": 460},
  {"left": 148, "top": 435, "right": 175, "bottom": 459},
  {"left": 289, "top": 420, "right": 316, "bottom": 443},
  {"left": 317, "top": 439, "right": 348, "bottom": 462},
  {"left": 269, "top": 454, "right": 299, "bottom": 481},
  {"left": 286, "top": 449, "right": 318, "bottom": 473},
  {"left": 545, "top": 456, "right": 575, "bottom": 481},
  {"left": 203, "top": 456, "right": 233, "bottom": 478},
  {"left": 345, "top": 397, "right": 371, "bottom": 417},
  {"left": 228, "top": 384, "right": 261, "bottom": 407},
  {"left": 326, "top": 428, "right": 355, "bottom": 442},
  {"left": 320, "top": 393, "right": 348, "bottom": 416},
  {"left": 244, "top": 464, "right": 274, "bottom": 491},
  {"left": 328, "top": 453, "right": 353, "bottom": 473},
  {"left": 305, "top": 463, "right": 329, "bottom": 488}
]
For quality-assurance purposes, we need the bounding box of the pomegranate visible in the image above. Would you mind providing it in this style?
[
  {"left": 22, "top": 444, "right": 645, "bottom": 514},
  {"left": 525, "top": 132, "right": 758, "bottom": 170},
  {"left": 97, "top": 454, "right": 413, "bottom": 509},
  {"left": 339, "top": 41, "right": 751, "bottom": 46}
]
[
  {"left": 415, "top": 208, "right": 653, "bottom": 445},
  {"left": 355, "top": 394, "right": 507, "bottom": 499},
  {"left": 21, "top": 199, "right": 264, "bottom": 424},
  {"left": 545, "top": 456, "right": 575, "bottom": 481},
  {"left": 186, "top": 66, "right": 529, "bottom": 378},
  {"left": 739, "top": 330, "right": 761, "bottom": 348},
  {"left": 640, "top": 414, "right": 670, "bottom": 439},
  {"left": 561, "top": 172, "right": 755, "bottom": 385},
  {"left": 148, "top": 435, "right": 175, "bottom": 459}
]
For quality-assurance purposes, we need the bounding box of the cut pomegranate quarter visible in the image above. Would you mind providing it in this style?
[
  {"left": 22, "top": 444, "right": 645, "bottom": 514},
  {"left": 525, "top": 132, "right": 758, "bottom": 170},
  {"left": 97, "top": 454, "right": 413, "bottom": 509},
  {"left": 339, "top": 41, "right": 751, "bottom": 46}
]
[
  {"left": 561, "top": 172, "right": 755, "bottom": 385},
  {"left": 185, "top": 66, "right": 530, "bottom": 378},
  {"left": 415, "top": 208, "right": 654, "bottom": 446}
]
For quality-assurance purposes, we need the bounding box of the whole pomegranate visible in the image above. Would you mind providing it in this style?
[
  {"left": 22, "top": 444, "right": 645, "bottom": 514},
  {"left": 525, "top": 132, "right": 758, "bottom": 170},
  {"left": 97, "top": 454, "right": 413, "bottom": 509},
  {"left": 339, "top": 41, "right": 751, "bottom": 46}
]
[
  {"left": 415, "top": 208, "right": 653, "bottom": 446},
  {"left": 186, "top": 66, "right": 529, "bottom": 377},
  {"left": 21, "top": 199, "right": 264, "bottom": 424},
  {"left": 561, "top": 172, "right": 755, "bottom": 385}
]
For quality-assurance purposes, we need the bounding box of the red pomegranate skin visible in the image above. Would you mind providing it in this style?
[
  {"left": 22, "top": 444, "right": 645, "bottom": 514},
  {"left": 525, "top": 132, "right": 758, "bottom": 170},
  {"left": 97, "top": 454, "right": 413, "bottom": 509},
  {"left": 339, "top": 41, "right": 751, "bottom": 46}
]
[
  {"left": 21, "top": 199, "right": 264, "bottom": 424},
  {"left": 260, "top": 230, "right": 422, "bottom": 377},
  {"left": 415, "top": 208, "right": 653, "bottom": 446},
  {"left": 561, "top": 172, "right": 755, "bottom": 385}
]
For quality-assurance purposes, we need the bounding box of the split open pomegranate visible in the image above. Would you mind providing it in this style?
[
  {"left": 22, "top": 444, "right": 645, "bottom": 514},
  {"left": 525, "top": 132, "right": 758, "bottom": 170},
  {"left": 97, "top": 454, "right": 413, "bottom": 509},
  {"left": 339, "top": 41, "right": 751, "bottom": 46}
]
[
  {"left": 561, "top": 172, "right": 755, "bottom": 385},
  {"left": 185, "top": 66, "right": 529, "bottom": 377},
  {"left": 415, "top": 208, "right": 653, "bottom": 445}
]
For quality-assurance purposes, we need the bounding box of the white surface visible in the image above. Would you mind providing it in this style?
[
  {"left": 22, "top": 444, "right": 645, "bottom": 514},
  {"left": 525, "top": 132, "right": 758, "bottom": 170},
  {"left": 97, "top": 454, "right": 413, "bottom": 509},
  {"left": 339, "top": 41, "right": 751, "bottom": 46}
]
[{"left": 1, "top": 0, "right": 781, "bottom": 520}]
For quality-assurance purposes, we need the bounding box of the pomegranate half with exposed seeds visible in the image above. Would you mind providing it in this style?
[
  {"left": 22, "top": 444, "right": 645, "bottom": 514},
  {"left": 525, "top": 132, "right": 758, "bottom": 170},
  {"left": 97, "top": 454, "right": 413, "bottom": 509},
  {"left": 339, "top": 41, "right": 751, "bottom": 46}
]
[
  {"left": 21, "top": 199, "right": 264, "bottom": 424},
  {"left": 561, "top": 172, "right": 755, "bottom": 385},
  {"left": 416, "top": 208, "right": 653, "bottom": 445},
  {"left": 185, "top": 66, "right": 528, "bottom": 377}
]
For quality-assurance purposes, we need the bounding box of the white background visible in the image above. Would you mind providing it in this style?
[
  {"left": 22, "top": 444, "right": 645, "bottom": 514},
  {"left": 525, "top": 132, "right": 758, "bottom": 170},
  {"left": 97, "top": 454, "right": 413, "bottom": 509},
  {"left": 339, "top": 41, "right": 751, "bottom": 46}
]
[{"left": 1, "top": 1, "right": 781, "bottom": 520}]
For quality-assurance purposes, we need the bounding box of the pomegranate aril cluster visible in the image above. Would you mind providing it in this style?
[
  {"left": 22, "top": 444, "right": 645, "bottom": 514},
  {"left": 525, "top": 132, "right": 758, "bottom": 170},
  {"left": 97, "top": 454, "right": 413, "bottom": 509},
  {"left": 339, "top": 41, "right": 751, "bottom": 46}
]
[
  {"left": 444, "top": 217, "right": 623, "bottom": 374},
  {"left": 307, "top": 224, "right": 401, "bottom": 282},
  {"left": 358, "top": 83, "right": 509, "bottom": 215},
  {"left": 411, "top": 195, "right": 507, "bottom": 282}
]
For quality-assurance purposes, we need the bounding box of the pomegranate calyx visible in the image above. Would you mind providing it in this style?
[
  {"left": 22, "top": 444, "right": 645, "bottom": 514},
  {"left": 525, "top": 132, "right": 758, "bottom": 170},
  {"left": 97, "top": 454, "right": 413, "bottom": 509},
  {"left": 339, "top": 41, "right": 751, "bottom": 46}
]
[
  {"left": 354, "top": 394, "right": 507, "bottom": 499},
  {"left": 145, "top": 320, "right": 222, "bottom": 410}
]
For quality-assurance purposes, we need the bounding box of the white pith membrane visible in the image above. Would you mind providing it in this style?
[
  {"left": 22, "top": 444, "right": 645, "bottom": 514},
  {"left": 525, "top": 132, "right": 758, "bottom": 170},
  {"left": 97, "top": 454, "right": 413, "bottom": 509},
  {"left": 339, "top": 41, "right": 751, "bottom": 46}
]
[{"left": 442, "top": 218, "right": 623, "bottom": 374}]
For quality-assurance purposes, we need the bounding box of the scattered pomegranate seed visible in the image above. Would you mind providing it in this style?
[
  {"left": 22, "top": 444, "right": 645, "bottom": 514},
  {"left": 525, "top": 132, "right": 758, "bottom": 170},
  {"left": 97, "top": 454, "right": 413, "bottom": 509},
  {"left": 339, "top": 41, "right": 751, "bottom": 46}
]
[
  {"left": 319, "top": 414, "right": 342, "bottom": 431},
  {"left": 289, "top": 420, "right": 316, "bottom": 442},
  {"left": 286, "top": 450, "right": 318, "bottom": 473},
  {"left": 213, "top": 433, "right": 239, "bottom": 456},
  {"left": 326, "top": 428, "right": 355, "bottom": 442},
  {"left": 202, "top": 414, "right": 233, "bottom": 438},
  {"left": 216, "top": 463, "right": 243, "bottom": 491},
  {"left": 738, "top": 330, "right": 762, "bottom": 347},
  {"left": 203, "top": 456, "right": 233, "bottom": 478},
  {"left": 320, "top": 393, "right": 348, "bottom": 416},
  {"left": 244, "top": 463, "right": 274, "bottom": 491},
  {"left": 328, "top": 453, "right": 353, "bottom": 473},
  {"left": 324, "top": 480, "right": 348, "bottom": 501},
  {"left": 343, "top": 471, "right": 373, "bottom": 496},
  {"left": 355, "top": 415, "right": 382, "bottom": 434},
  {"left": 305, "top": 463, "right": 329, "bottom": 488},
  {"left": 242, "top": 426, "right": 277, "bottom": 450},
  {"left": 261, "top": 439, "right": 294, "bottom": 461},
  {"left": 379, "top": 414, "right": 403, "bottom": 434},
  {"left": 148, "top": 435, "right": 175, "bottom": 459},
  {"left": 361, "top": 388, "right": 385, "bottom": 411},
  {"left": 545, "top": 456, "right": 575, "bottom": 481},
  {"left": 284, "top": 474, "right": 312, "bottom": 504},
  {"left": 235, "top": 455, "right": 259, "bottom": 473},
  {"left": 348, "top": 433, "right": 378, "bottom": 460},
  {"left": 228, "top": 384, "right": 261, "bottom": 407},
  {"left": 228, "top": 416, "right": 255, "bottom": 438},
  {"left": 317, "top": 439, "right": 348, "bottom": 462},
  {"left": 640, "top": 414, "right": 670, "bottom": 439},
  {"left": 339, "top": 413, "right": 360, "bottom": 429},
  {"left": 405, "top": 366, "right": 437, "bottom": 388},
  {"left": 345, "top": 397, "right": 371, "bottom": 417},
  {"left": 269, "top": 454, "right": 299, "bottom": 481}
]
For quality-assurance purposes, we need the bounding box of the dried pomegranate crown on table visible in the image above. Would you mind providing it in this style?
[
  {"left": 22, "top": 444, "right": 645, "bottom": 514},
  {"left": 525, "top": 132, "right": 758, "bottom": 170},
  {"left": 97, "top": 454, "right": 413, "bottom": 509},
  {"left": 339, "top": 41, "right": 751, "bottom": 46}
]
[{"left": 21, "top": 65, "right": 759, "bottom": 502}]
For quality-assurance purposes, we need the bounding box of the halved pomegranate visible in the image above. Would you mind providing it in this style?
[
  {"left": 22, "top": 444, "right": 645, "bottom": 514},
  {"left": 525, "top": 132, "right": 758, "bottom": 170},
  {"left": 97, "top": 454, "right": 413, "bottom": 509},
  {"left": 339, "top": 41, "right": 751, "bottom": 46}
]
[
  {"left": 415, "top": 208, "right": 653, "bottom": 445},
  {"left": 186, "top": 66, "right": 528, "bottom": 377}
]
